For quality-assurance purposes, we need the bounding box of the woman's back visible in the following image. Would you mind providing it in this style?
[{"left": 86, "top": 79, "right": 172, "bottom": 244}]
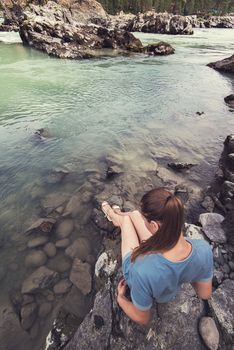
[{"left": 123, "top": 238, "right": 213, "bottom": 310}]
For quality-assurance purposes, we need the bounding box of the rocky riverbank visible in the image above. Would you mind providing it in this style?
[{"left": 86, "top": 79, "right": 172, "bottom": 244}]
[{"left": 39, "top": 135, "right": 233, "bottom": 350}]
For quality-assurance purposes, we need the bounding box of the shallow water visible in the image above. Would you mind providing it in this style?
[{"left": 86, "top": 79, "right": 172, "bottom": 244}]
[{"left": 0, "top": 28, "right": 234, "bottom": 348}]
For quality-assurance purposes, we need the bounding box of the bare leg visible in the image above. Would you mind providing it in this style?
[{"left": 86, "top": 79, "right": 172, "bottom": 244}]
[
  {"left": 113, "top": 208, "right": 152, "bottom": 242},
  {"left": 102, "top": 204, "right": 140, "bottom": 259}
]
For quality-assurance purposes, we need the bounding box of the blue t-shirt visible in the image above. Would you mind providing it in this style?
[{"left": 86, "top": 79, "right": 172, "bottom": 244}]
[{"left": 122, "top": 238, "right": 213, "bottom": 311}]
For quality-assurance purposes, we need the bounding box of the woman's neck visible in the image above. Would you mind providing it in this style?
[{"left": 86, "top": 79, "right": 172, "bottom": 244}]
[{"left": 161, "top": 234, "right": 192, "bottom": 262}]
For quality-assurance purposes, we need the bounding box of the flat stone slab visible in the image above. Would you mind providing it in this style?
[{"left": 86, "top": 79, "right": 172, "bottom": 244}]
[
  {"left": 21, "top": 266, "right": 59, "bottom": 294},
  {"left": 209, "top": 279, "right": 234, "bottom": 343},
  {"left": 199, "top": 213, "right": 226, "bottom": 243}
]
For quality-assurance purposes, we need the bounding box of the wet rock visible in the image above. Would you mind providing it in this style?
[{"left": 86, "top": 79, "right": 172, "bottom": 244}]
[
  {"left": 38, "top": 302, "right": 52, "bottom": 318},
  {"left": 27, "top": 236, "right": 48, "bottom": 248},
  {"left": 43, "top": 242, "right": 57, "bottom": 258},
  {"left": 209, "top": 279, "right": 234, "bottom": 344},
  {"left": 47, "top": 253, "right": 72, "bottom": 273},
  {"left": 95, "top": 251, "right": 117, "bottom": 277},
  {"left": 65, "top": 238, "right": 91, "bottom": 261},
  {"left": 45, "top": 168, "right": 69, "bottom": 184},
  {"left": 63, "top": 195, "right": 81, "bottom": 217},
  {"left": 21, "top": 302, "right": 38, "bottom": 330},
  {"left": 145, "top": 41, "right": 175, "bottom": 56},
  {"left": 41, "top": 192, "right": 70, "bottom": 212},
  {"left": 25, "top": 250, "right": 47, "bottom": 268},
  {"left": 69, "top": 258, "right": 92, "bottom": 295},
  {"left": 64, "top": 284, "right": 112, "bottom": 350},
  {"left": 34, "top": 128, "right": 51, "bottom": 139},
  {"left": 56, "top": 219, "right": 74, "bottom": 239},
  {"left": 199, "top": 213, "right": 226, "bottom": 243},
  {"left": 53, "top": 279, "right": 72, "bottom": 294},
  {"left": 0, "top": 302, "right": 32, "bottom": 350},
  {"left": 25, "top": 217, "right": 56, "bottom": 235},
  {"left": 199, "top": 317, "right": 219, "bottom": 350},
  {"left": 56, "top": 238, "right": 70, "bottom": 248},
  {"left": 92, "top": 208, "right": 115, "bottom": 233},
  {"left": 22, "top": 295, "right": 35, "bottom": 306},
  {"left": 21, "top": 266, "right": 59, "bottom": 294},
  {"left": 168, "top": 162, "right": 196, "bottom": 171},
  {"left": 184, "top": 223, "right": 204, "bottom": 240},
  {"left": 207, "top": 54, "right": 234, "bottom": 74}
]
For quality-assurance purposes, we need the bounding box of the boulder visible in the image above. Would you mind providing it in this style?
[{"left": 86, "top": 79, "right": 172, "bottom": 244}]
[
  {"left": 199, "top": 317, "right": 219, "bottom": 350},
  {"left": 199, "top": 213, "right": 226, "bottom": 243},
  {"left": 21, "top": 266, "right": 59, "bottom": 294},
  {"left": 20, "top": 302, "right": 38, "bottom": 330},
  {"left": 65, "top": 238, "right": 91, "bottom": 261},
  {"left": 207, "top": 54, "right": 234, "bottom": 74},
  {"left": 209, "top": 279, "right": 234, "bottom": 345},
  {"left": 184, "top": 223, "right": 204, "bottom": 240},
  {"left": 144, "top": 41, "right": 175, "bottom": 56},
  {"left": 25, "top": 250, "right": 47, "bottom": 268},
  {"left": 56, "top": 219, "right": 74, "bottom": 239},
  {"left": 19, "top": 2, "right": 143, "bottom": 60},
  {"left": 69, "top": 258, "right": 92, "bottom": 295}
]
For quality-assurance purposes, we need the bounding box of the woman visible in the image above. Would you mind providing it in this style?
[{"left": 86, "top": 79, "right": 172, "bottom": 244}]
[{"left": 102, "top": 188, "right": 213, "bottom": 326}]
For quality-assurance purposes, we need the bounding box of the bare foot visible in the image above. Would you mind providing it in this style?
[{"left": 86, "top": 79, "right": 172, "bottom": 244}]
[{"left": 101, "top": 202, "right": 123, "bottom": 227}]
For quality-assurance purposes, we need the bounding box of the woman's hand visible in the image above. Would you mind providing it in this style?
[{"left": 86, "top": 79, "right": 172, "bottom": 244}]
[{"left": 117, "top": 278, "right": 127, "bottom": 298}]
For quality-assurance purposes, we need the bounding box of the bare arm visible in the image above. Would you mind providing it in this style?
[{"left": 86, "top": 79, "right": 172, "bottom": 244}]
[
  {"left": 191, "top": 280, "right": 212, "bottom": 299},
  {"left": 117, "top": 279, "right": 151, "bottom": 325},
  {"left": 117, "top": 295, "right": 151, "bottom": 325}
]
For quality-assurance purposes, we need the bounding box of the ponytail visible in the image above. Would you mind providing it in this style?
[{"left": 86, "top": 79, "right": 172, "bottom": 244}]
[{"left": 131, "top": 188, "right": 184, "bottom": 262}]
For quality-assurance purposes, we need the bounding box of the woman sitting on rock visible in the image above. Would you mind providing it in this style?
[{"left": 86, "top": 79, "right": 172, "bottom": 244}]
[{"left": 102, "top": 188, "right": 213, "bottom": 325}]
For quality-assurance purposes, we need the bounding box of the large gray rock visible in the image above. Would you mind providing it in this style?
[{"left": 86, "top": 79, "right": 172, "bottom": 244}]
[
  {"left": 65, "top": 284, "right": 112, "bottom": 350},
  {"left": 209, "top": 279, "right": 234, "bottom": 345},
  {"left": 199, "top": 317, "right": 219, "bottom": 350},
  {"left": 69, "top": 258, "right": 92, "bottom": 295},
  {"left": 185, "top": 223, "right": 204, "bottom": 240},
  {"left": 21, "top": 266, "right": 59, "bottom": 294},
  {"left": 199, "top": 213, "right": 226, "bottom": 243},
  {"left": 207, "top": 54, "right": 234, "bottom": 74}
]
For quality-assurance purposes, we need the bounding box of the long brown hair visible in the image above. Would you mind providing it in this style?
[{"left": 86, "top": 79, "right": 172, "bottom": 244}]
[{"left": 131, "top": 188, "right": 184, "bottom": 262}]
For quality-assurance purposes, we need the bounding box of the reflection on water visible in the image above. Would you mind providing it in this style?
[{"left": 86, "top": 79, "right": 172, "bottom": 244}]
[{"left": 0, "top": 28, "right": 234, "bottom": 349}]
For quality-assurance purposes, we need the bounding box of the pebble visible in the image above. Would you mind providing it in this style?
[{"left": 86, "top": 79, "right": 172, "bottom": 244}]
[
  {"left": 43, "top": 243, "right": 57, "bottom": 258},
  {"left": 56, "top": 219, "right": 74, "bottom": 239},
  {"left": 25, "top": 250, "right": 47, "bottom": 268},
  {"left": 55, "top": 239, "right": 70, "bottom": 248},
  {"left": 27, "top": 236, "right": 48, "bottom": 249}
]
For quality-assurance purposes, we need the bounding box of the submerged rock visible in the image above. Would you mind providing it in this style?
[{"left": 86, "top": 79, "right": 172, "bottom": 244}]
[
  {"left": 21, "top": 266, "right": 59, "bottom": 294},
  {"left": 25, "top": 217, "right": 56, "bottom": 235},
  {"left": 65, "top": 238, "right": 91, "bottom": 261},
  {"left": 27, "top": 236, "right": 48, "bottom": 248},
  {"left": 69, "top": 258, "right": 92, "bottom": 295},
  {"left": 53, "top": 279, "right": 72, "bottom": 295},
  {"left": 20, "top": 302, "right": 38, "bottom": 330},
  {"left": 25, "top": 250, "right": 47, "bottom": 268},
  {"left": 43, "top": 242, "right": 57, "bottom": 258},
  {"left": 56, "top": 219, "right": 74, "bottom": 239},
  {"left": 207, "top": 54, "right": 234, "bottom": 74}
]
